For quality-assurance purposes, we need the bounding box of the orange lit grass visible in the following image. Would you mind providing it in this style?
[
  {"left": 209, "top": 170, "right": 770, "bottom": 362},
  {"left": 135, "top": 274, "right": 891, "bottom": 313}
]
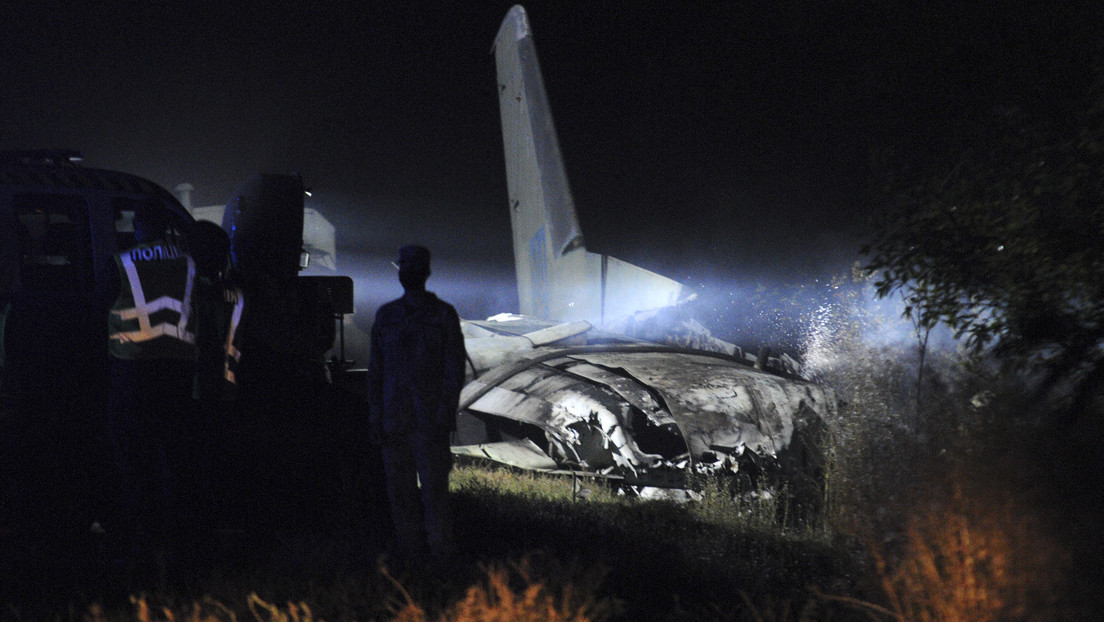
[
  {"left": 384, "top": 558, "right": 615, "bottom": 622},
  {"left": 119, "top": 558, "right": 615, "bottom": 622}
]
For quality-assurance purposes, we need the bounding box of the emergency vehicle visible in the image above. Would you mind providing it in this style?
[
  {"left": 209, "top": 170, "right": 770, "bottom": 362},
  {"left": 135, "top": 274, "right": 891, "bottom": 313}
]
[
  {"left": 1, "top": 150, "right": 196, "bottom": 532},
  {"left": 1, "top": 150, "right": 195, "bottom": 411},
  {"left": 1, "top": 151, "right": 362, "bottom": 535}
]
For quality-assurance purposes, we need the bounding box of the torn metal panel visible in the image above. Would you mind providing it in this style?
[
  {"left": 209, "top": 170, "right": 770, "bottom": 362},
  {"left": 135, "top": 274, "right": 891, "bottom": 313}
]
[
  {"left": 555, "top": 360, "right": 677, "bottom": 428},
  {"left": 465, "top": 384, "right": 554, "bottom": 428},
  {"left": 496, "top": 364, "right": 671, "bottom": 467},
  {"left": 463, "top": 335, "right": 536, "bottom": 375},
  {"left": 522, "top": 320, "right": 591, "bottom": 346},
  {"left": 456, "top": 357, "right": 833, "bottom": 505},
  {"left": 533, "top": 359, "right": 689, "bottom": 461},
  {"left": 462, "top": 318, "right": 592, "bottom": 375},
  {"left": 457, "top": 344, "right": 834, "bottom": 489},
  {"left": 633, "top": 487, "right": 703, "bottom": 503},
  {"left": 465, "top": 365, "right": 668, "bottom": 474},
  {"left": 452, "top": 439, "right": 558, "bottom": 470},
  {"left": 566, "top": 351, "right": 833, "bottom": 459}
]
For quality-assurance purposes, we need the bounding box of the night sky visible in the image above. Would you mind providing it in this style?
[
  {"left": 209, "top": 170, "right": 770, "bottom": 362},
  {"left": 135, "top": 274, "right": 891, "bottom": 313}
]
[{"left": 4, "top": 1, "right": 1100, "bottom": 350}]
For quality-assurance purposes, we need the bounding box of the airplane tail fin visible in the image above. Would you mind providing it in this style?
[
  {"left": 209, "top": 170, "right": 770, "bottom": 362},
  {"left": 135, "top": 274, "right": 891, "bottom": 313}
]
[{"left": 493, "top": 5, "right": 690, "bottom": 326}]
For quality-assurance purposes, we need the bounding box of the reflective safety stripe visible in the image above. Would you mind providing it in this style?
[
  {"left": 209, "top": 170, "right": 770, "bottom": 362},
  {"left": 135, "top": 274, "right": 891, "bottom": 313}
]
[
  {"left": 223, "top": 287, "right": 244, "bottom": 384},
  {"left": 112, "top": 295, "right": 186, "bottom": 319},
  {"left": 112, "top": 251, "right": 196, "bottom": 346},
  {"left": 110, "top": 321, "right": 196, "bottom": 344},
  {"left": 180, "top": 255, "right": 195, "bottom": 333}
]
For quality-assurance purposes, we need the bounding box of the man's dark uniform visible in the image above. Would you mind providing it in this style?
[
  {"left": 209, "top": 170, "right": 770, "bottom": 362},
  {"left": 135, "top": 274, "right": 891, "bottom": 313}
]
[
  {"left": 368, "top": 245, "right": 466, "bottom": 560},
  {"left": 188, "top": 220, "right": 244, "bottom": 531},
  {"left": 191, "top": 220, "right": 243, "bottom": 406}
]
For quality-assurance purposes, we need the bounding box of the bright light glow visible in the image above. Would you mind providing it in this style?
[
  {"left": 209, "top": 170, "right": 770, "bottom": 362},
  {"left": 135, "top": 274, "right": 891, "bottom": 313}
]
[{"left": 488, "top": 313, "right": 523, "bottom": 322}]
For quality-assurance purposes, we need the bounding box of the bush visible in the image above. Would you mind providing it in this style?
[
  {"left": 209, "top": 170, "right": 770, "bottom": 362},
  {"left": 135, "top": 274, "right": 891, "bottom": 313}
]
[{"left": 804, "top": 269, "right": 1082, "bottom": 621}]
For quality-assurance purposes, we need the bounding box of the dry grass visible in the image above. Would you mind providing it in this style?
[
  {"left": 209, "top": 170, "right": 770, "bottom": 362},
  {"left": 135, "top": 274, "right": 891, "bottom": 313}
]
[
  {"left": 124, "top": 594, "right": 243, "bottom": 622},
  {"left": 384, "top": 558, "right": 617, "bottom": 622},
  {"left": 812, "top": 475, "right": 1070, "bottom": 622},
  {"left": 56, "top": 444, "right": 1084, "bottom": 622},
  {"left": 110, "top": 558, "right": 617, "bottom": 622},
  {"left": 450, "top": 462, "right": 619, "bottom": 504},
  {"left": 878, "top": 508, "right": 1011, "bottom": 622}
]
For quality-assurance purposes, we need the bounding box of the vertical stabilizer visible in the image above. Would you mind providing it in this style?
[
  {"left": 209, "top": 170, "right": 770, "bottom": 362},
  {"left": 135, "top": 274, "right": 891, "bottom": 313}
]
[
  {"left": 494, "top": 5, "right": 584, "bottom": 319},
  {"left": 493, "top": 5, "right": 690, "bottom": 326}
]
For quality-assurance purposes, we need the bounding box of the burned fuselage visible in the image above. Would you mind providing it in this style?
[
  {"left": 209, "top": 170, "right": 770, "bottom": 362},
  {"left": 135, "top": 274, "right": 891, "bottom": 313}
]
[{"left": 454, "top": 317, "right": 835, "bottom": 492}]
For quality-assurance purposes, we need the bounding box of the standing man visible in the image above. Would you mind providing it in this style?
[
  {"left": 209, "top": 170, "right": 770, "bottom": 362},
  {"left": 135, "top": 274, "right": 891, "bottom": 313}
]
[
  {"left": 191, "top": 220, "right": 243, "bottom": 407},
  {"left": 368, "top": 245, "right": 466, "bottom": 563},
  {"left": 107, "top": 205, "right": 196, "bottom": 567}
]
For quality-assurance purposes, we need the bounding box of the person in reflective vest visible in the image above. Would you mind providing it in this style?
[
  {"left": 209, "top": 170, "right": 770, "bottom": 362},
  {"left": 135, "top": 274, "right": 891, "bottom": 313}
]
[
  {"left": 106, "top": 205, "right": 196, "bottom": 566},
  {"left": 188, "top": 219, "right": 245, "bottom": 532},
  {"left": 191, "top": 220, "right": 244, "bottom": 403}
]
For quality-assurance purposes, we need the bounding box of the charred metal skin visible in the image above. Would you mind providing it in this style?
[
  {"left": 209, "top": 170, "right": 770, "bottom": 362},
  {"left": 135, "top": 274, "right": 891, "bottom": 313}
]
[{"left": 454, "top": 336, "right": 835, "bottom": 494}]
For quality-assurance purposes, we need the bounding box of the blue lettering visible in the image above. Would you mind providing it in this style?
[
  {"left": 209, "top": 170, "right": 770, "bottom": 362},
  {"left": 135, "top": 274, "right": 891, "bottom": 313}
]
[{"left": 130, "top": 244, "right": 182, "bottom": 262}]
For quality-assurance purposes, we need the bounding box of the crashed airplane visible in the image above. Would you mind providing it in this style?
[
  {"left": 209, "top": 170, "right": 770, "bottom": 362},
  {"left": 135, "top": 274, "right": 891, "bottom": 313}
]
[{"left": 452, "top": 5, "right": 836, "bottom": 503}]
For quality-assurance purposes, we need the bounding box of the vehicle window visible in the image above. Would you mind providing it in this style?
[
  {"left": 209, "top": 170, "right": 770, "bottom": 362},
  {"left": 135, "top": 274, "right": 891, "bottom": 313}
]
[
  {"left": 113, "top": 196, "right": 187, "bottom": 251},
  {"left": 114, "top": 204, "right": 137, "bottom": 251},
  {"left": 14, "top": 193, "right": 93, "bottom": 293}
]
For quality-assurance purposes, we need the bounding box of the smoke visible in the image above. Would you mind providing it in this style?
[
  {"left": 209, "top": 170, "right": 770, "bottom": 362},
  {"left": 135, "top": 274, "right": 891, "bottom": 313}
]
[
  {"left": 308, "top": 190, "right": 929, "bottom": 372},
  {"left": 675, "top": 272, "right": 842, "bottom": 354},
  {"left": 291, "top": 190, "right": 518, "bottom": 366},
  {"left": 308, "top": 193, "right": 516, "bottom": 301},
  {"left": 800, "top": 270, "right": 961, "bottom": 381},
  {"left": 674, "top": 261, "right": 964, "bottom": 370}
]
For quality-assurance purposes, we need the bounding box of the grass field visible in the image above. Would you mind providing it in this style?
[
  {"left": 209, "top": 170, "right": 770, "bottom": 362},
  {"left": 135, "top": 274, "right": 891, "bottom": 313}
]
[
  {"left": 2, "top": 457, "right": 863, "bottom": 621},
  {"left": 4, "top": 434, "right": 1099, "bottom": 622},
  {"left": 4, "top": 280, "right": 1102, "bottom": 620}
]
